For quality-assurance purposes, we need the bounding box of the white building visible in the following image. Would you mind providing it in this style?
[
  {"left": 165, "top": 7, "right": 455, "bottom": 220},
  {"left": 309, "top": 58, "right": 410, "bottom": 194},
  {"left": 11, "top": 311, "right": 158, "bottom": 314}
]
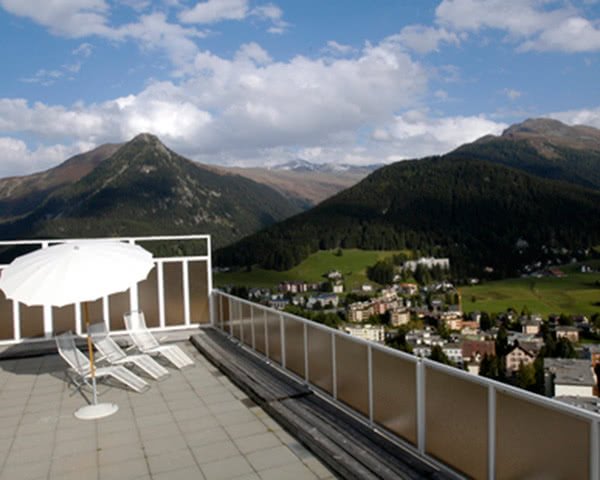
[
  {"left": 343, "top": 324, "right": 385, "bottom": 343},
  {"left": 545, "top": 359, "right": 596, "bottom": 397},
  {"left": 403, "top": 257, "right": 450, "bottom": 272}
]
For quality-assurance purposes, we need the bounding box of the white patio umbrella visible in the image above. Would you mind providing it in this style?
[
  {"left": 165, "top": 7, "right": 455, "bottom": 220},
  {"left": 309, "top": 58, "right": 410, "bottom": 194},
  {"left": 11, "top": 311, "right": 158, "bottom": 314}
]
[{"left": 0, "top": 240, "right": 154, "bottom": 419}]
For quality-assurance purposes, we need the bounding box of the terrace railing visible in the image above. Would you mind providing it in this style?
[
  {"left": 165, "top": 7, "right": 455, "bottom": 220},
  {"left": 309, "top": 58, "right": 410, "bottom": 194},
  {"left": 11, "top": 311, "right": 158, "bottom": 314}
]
[
  {"left": 0, "top": 235, "right": 212, "bottom": 344},
  {"left": 211, "top": 290, "right": 600, "bottom": 480}
]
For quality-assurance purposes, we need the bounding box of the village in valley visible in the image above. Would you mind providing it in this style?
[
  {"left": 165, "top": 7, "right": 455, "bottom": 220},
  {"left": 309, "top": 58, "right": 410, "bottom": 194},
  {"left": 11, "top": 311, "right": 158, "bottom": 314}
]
[{"left": 222, "top": 256, "right": 600, "bottom": 413}]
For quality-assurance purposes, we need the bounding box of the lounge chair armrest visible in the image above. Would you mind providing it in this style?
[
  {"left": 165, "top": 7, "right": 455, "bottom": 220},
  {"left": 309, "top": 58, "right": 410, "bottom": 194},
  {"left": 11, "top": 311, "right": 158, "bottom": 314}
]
[{"left": 158, "top": 335, "right": 169, "bottom": 342}]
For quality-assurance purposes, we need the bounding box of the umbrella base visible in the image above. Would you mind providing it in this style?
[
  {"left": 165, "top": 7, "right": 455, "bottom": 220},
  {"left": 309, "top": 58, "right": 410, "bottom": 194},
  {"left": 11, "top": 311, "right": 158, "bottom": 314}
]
[{"left": 74, "top": 403, "right": 119, "bottom": 420}]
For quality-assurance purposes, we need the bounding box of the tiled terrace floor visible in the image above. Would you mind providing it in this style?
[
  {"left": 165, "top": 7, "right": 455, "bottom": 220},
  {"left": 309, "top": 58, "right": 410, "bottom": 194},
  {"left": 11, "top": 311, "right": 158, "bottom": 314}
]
[{"left": 0, "top": 342, "right": 334, "bottom": 480}]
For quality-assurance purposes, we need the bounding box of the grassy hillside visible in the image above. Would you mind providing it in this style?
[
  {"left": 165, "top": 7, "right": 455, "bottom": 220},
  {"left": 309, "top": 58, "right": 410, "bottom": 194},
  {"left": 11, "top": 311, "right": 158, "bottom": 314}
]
[
  {"left": 215, "top": 249, "right": 407, "bottom": 289},
  {"left": 461, "top": 264, "right": 600, "bottom": 316},
  {"left": 217, "top": 156, "right": 600, "bottom": 277}
]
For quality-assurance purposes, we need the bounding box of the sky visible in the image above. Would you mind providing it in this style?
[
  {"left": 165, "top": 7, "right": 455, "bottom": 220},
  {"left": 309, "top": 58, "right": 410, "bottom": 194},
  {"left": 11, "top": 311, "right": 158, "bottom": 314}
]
[{"left": 1, "top": 0, "right": 600, "bottom": 177}]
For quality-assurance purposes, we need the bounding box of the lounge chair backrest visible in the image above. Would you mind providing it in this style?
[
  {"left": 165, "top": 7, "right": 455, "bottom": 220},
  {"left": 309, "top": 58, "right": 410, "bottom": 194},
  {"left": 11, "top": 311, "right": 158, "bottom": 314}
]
[
  {"left": 89, "top": 323, "right": 126, "bottom": 362},
  {"left": 124, "top": 311, "right": 159, "bottom": 349},
  {"left": 55, "top": 332, "right": 91, "bottom": 375}
]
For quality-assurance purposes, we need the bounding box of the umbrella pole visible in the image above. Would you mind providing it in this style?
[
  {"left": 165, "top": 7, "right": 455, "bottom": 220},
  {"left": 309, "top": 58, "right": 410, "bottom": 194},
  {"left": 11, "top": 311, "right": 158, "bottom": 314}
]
[{"left": 84, "top": 302, "right": 97, "bottom": 405}]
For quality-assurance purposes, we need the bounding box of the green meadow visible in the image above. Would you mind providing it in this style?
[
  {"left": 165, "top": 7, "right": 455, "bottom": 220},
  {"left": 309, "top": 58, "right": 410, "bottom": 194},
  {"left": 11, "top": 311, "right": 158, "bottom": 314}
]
[
  {"left": 461, "top": 266, "right": 600, "bottom": 316},
  {"left": 215, "top": 249, "right": 407, "bottom": 290}
]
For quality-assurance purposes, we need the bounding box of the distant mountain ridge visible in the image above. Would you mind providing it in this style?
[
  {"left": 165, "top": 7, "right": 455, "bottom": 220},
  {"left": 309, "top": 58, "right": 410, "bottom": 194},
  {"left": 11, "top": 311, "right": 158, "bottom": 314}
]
[
  {"left": 217, "top": 118, "right": 600, "bottom": 276},
  {"left": 0, "top": 134, "right": 300, "bottom": 248},
  {"left": 213, "top": 160, "right": 379, "bottom": 208},
  {"left": 450, "top": 118, "right": 600, "bottom": 190},
  {"left": 269, "top": 159, "right": 382, "bottom": 174},
  {"left": 0, "top": 143, "right": 121, "bottom": 220}
]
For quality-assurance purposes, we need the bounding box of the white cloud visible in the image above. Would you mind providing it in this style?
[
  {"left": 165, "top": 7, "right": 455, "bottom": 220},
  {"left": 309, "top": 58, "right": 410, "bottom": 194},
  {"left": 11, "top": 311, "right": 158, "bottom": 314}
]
[
  {"left": 0, "top": 37, "right": 432, "bottom": 172},
  {"left": 72, "top": 42, "right": 93, "bottom": 57},
  {"left": 435, "top": 0, "right": 600, "bottom": 53},
  {"left": 0, "top": 137, "right": 93, "bottom": 177},
  {"left": 118, "top": 12, "right": 206, "bottom": 72},
  {"left": 0, "top": 0, "right": 113, "bottom": 37},
  {"left": 503, "top": 88, "right": 522, "bottom": 100},
  {"left": 250, "top": 3, "right": 288, "bottom": 34},
  {"left": 323, "top": 40, "right": 355, "bottom": 56},
  {"left": 372, "top": 111, "right": 506, "bottom": 158},
  {"left": 519, "top": 16, "right": 600, "bottom": 52},
  {"left": 391, "top": 25, "right": 460, "bottom": 54},
  {"left": 549, "top": 105, "right": 600, "bottom": 129},
  {"left": 20, "top": 69, "right": 64, "bottom": 86},
  {"left": 234, "top": 42, "right": 272, "bottom": 65},
  {"left": 179, "top": 0, "right": 248, "bottom": 24}
]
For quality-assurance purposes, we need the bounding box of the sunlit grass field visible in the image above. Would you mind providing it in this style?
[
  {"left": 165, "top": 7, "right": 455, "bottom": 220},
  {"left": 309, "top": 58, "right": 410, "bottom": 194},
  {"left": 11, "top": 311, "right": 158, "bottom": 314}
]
[
  {"left": 461, "top": 266, "right": 600, "bottom": 316},
  {"left": 215, "top": 249, "right": 406, "bottom": 290}
]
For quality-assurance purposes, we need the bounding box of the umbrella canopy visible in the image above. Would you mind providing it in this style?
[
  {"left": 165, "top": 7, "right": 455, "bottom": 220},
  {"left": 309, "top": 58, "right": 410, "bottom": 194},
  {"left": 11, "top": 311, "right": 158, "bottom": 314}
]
[
  {"left": 0, "top": 240, "right": 154, "bottom": 307},
  {"left": 0, "top": 239, "right": 155, "bottom": 420}
]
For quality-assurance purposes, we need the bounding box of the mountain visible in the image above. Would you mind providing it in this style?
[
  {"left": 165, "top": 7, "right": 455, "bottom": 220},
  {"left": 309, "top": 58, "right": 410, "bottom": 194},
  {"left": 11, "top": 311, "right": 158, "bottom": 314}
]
[
  {"left": 1, "top": 134, "right": 301, "bottom": 248},
  {"left": 0, "top": 143, "right": 121, "bottom": 221},
  {"left": 215, "top": 161, "right": 380, "bottom": 208},
  {"left": 216, "top": 154, "right": 600, "bottom": 277},
  {"left": 449, "top": 118, "right": 600, "bottom": 190}
]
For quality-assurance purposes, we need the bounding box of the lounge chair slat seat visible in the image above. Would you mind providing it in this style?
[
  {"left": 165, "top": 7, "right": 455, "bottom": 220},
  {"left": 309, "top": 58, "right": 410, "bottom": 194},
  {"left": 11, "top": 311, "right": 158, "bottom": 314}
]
[
  {"left": 124, "top": 311, "right": 194, "bottom": 369},
  {"left": 55, "top": 332, "right": 150, "bottom": 393},
  {"left": 89, "top": 322, "right": 170, "bottom": 380}
]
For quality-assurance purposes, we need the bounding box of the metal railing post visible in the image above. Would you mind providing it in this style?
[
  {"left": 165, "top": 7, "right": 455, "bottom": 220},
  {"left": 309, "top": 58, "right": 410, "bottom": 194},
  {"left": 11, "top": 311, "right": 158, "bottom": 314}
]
[
  {"left": 239, "top": 301, "right": 244, "bottom": 344},
  {"left": 228, "top": 298, "right": 233, "bottom": 336},
  {"left": 368, "top": 344, "right": 374, "bottom": 425},
  {"left": 251, "top": 305, "right": 256, "bottom": 349},
  {"left": 332, "top": 332, "right": 337, "bottom": 400},
  {"left": 280, "top": 314, "right": 286, "bottom": 369},
  {"left": 488, "top": 385, "right": 496, "bottom": 480},
  {"left": 182, "top": 260, "right": 190, "bottom": 326},
  {"left": 416, "top": 360, "right": 426, "bottom": 455},
  {"left": 303, "top": 322, "right": 309, "bottom": 382},
  {"left": 157, "top": 261, "right": 166, "bottom": 329},
  {"left": 591, "top": 420, "right": 599, "bottom": 480},
  {"left": 206, "top": 236, "right": 214, "bottom": 326},
  {"left": 264, "top": 310, "right": 269, "bottom": 358}
]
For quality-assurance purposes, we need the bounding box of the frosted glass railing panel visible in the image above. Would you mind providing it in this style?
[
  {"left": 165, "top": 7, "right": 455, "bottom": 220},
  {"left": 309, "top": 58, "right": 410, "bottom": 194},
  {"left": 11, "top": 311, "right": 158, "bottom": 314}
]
[
  {"left": 335, "top": 335, "right": 369, "bottom": 416},
  {"left": 266, "top": 310, "right": 282, "bottom": 364},
  {"left": 307, "top": 326, "right": 333, "bottom": 394},
  {"left": 283, "top": 316, "right": 305, "bottom": 378},
  {"left": 240, "top": 302, "right": 252, "bottom": 347},
  {"left": 372, "top": 349, "right": 418, "bottom": 446},
  {"left": 230, "top": 299, "right": 242, "bottom": 340},
  {"left": 496, "top": 391, "right": 591, "bottom": 480},
  {"left": 251, "top": 305, "right": 266, "bottom": 354},
  {"left": 138, "top": 267, "right": 159, "bottom": 327},
  {"left": 425, "top": 366, "right": 488, "bottom": 480}
]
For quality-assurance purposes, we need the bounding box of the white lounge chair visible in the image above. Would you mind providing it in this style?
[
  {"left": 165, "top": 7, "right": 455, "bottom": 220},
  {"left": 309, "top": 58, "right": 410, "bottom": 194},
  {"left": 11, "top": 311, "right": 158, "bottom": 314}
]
[
  {"left": 124, "top": 311, "right": 194, "bottom": 369},
  {"left": 55, "top": 332, "right": 150, "bottom": 393},
  {"left": 89, "top": 322, "right": 170, "bottom": 380}
]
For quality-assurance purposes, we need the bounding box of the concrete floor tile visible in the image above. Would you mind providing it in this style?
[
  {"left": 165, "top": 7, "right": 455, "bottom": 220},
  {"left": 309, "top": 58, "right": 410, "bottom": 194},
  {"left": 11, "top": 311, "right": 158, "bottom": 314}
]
[
  {"left": 142, "top": 435, "right": 188, "bottom": 456},
  {"left": 246, "top": 445, "right": 302, "bottom": 471},
  {"left": 258, "top": 462, "right": 318, "bottom": 480},
  {"left": 147, "top": 448, "right": 196, "bottom": 475},
  {"left": 99, "top": 457, "right": 149, "bottom": 480},
  {"left": 200, "top": 455, "right": 254, "bottom": 480},
  {"left": 98, "top": 445, "right": 145, "bottom": 465},
  {"left": 53, "top": 435, "right": 97, "bottom": 458},
  {"left": 184, "top": 427, "right": 229, "bottom": 447},
  {"left": 0, "top": 459, "right": 52, "bottom": 480},
  {"left": 225, "top": 420, "right": 268, "bottom": 439},
  {"left": 233, "top": 432, "right": 282, "bottom": 455},
  {"left": 192, "top": 439, "right": 240, "bottom": 464},
  {"left": 152, "top": 465, "right": 205, "bottom": 480}
]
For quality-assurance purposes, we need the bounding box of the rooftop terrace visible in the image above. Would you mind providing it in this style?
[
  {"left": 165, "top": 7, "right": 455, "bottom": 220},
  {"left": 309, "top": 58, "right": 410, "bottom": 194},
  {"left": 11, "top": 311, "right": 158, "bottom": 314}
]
[
  {"left": 0, "top": 235, "right": 598, "bottom": 480},
  {"left": 0, "top": 341, "right": 334, "bottom": 480}
]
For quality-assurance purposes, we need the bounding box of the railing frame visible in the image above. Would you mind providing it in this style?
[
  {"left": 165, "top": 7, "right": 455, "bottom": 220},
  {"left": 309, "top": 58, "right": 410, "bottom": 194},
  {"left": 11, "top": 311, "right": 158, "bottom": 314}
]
[
  {"left": 214, "top": 290, "right": 600, "bottom": 480},
  {"left": 0, "top": 235, "right": 211, "bottom": 344}
]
